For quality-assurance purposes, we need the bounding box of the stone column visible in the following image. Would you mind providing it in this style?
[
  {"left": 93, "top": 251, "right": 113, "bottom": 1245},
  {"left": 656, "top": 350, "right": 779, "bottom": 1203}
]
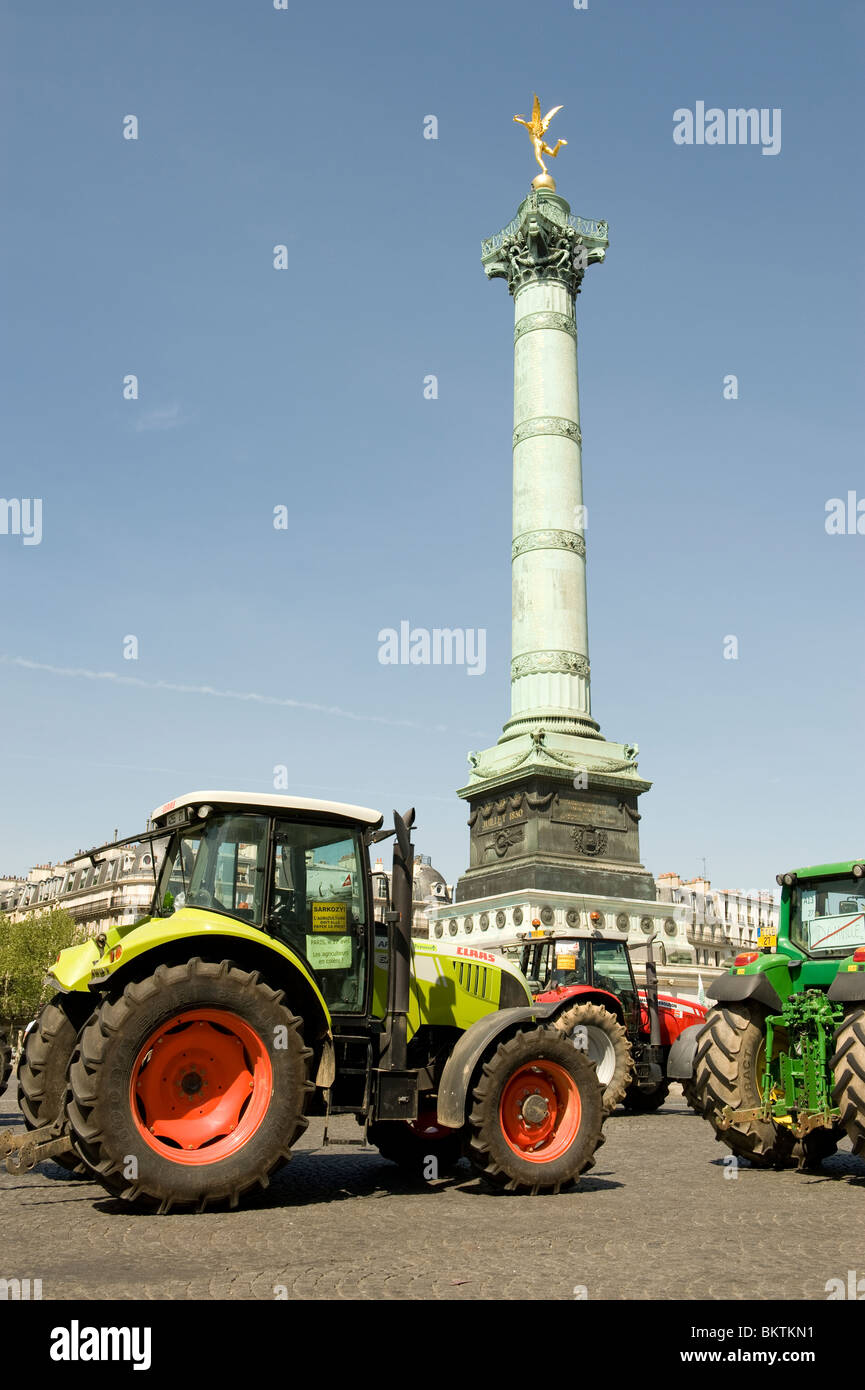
[
  {"left": 453, "top": 187, "right": 656, "bottom": 905},
  {"left": 507, "top": 233, "right": 597, "bottom": 740}
]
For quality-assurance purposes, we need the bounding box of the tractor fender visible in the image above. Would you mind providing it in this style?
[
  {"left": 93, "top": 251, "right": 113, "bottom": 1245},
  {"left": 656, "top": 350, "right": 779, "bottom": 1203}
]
[
  {"left": 666, "top": 1022, "right": 707, "bottom": 1080},
  {"left": 708, "top": 971, "right": 783, "bottom": 1014},
  {"left": 533, "top": 985, "right": 625, "bottom": 1024},
  {"left": 436, "top": 1004, "right": 559, "bottom": 1129},
  {"left": 828, "top": 969, "right": 865, "bottom": 1003}
]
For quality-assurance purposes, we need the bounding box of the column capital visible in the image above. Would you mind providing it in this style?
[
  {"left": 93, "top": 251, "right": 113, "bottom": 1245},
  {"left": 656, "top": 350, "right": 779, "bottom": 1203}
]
[{"left": 481, "top": 190, "right": 609, "bottom": 298}]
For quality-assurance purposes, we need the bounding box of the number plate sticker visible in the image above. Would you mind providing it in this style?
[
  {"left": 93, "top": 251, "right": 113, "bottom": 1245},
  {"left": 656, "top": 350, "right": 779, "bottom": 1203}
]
[
  {"left": 312, "top": 901, "right": 348, "bottom": 933},
  {"left": 757, "top": 933, "right": 776, "bottom": 948}
]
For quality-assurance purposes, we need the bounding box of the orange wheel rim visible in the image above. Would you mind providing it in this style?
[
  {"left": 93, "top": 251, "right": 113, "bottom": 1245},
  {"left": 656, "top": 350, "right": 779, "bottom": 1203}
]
[
  {"left": 499, "top": 1059, "right": 582, "bottom": 1163},
  {"left": 130, "top": 1009, "right": 272, "bottom": 1165}
]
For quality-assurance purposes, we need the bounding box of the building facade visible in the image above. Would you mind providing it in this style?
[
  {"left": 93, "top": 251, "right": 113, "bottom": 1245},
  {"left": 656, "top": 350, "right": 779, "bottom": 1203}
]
[{"left": 655, "top": 873, "right": 779, "bottom": 967}]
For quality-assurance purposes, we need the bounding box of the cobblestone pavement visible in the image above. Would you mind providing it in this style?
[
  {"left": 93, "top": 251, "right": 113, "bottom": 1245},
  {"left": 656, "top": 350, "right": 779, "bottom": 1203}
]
[{"left": 1, "top": 1081, "right": 863, "bottom": 1301}]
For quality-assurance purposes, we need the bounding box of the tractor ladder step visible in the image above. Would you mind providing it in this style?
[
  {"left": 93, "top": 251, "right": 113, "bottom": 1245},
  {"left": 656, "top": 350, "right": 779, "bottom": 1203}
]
[
  {"left": 0, "top": 1122, "right": 72, "bottom": 1175},
  {"left": 321, "top": 1035, "right": 375, "bottom": 1146}
]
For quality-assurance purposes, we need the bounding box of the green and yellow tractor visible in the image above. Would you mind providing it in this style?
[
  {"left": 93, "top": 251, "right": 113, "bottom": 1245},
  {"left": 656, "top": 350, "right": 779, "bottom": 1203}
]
[
  {"left": 1, "top": 791, "right": 610, "bottom": 1209},
  {"left": 668, "top": 856, "right": 865, "bottom": 1169}
]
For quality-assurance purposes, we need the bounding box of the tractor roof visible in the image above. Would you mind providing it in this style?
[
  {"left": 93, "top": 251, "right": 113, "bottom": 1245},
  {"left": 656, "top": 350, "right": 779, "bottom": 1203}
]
[
  {"left": 150, "top": 790, "right": 383, "bottom": 830},
  {"left": 786, "top": 858, "right": 865, "bottom": 881}
]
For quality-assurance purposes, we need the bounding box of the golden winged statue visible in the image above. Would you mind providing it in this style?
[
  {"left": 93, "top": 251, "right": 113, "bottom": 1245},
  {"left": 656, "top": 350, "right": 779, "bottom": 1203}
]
[{"left": 513, "top": 94, "right": 567, "bottom": 179}]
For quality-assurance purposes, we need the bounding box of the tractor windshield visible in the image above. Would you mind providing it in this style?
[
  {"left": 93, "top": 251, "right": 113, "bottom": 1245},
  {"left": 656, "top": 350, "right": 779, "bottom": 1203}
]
[
  {"left": 591, "top": 940, "right": 639, "bottom": 1030},
  {"left": 548, "top": 940, "right": 589, "bottom": 988},
  {"left": 158, "top": 813, "right": 269, "bottom": 926},
  {"left": 789, "top": 877, "right": 865, "bottom": 957}
]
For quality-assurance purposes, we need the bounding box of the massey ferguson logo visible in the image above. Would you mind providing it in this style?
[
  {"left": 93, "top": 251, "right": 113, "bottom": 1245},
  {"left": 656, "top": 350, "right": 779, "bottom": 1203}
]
[{"left": 456, "top": 946, "right": 496, "bottom": 963}]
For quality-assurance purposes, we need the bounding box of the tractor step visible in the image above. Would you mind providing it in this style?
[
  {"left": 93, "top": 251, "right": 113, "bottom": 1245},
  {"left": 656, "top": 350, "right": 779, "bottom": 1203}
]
[{"left": 0, "top": 1123, "right": 73, "bottom": 1175}]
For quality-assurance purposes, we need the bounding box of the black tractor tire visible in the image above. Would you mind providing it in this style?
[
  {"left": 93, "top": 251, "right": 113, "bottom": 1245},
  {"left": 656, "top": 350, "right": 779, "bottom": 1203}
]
[
  {"left": 66, "top": 958, "right": 314, "bottom": 1212},
  {"left": 467, "top": 1027, "right": 605, "bottom": 1194},
  {"left": 681, "top": 1079, "right": 701, "bottom": 1113},
  {"left": 831, "top": 1007, "right": 865, "bottom": 1156},
  {"left": 622, "top": 1079, "right": 670, "bottom": 1112},
  {"left": 367, "top": 1114, "right": 465, "bottom": 1178},
  {"left": 17, "top": 996, "right": 94, "bottom": 1174},
  {"left": 0, "top": 1029, "right": 12, "bottom": 1095},
  {"left": 551, "top": 1001, "right": 633, "bottom": 1114},
  {"left": 791, "top": 1127, "right": 841, "bottom": 1172},
  {"left": 692, "top": 1003, "right": 795, "bottom": 1168}
]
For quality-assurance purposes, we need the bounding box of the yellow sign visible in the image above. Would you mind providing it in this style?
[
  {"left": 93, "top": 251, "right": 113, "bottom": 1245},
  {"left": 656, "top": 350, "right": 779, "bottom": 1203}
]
[
  {"left": 312, "top": 901, "right": 348, "bottom": 933},
  {"left": 557, "top": 954, "right": 576, "bottom": 970},
  {"left": 757, "top": 933, "right": 777, "bottom": 949}
]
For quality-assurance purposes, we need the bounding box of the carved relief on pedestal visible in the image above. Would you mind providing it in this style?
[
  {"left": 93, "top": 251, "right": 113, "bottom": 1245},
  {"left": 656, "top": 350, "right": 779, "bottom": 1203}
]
[
  {"left": 569, "top": 825, "right": 608, "bottom": 857},
  {"left": 493, "top": 827, "right": 524, "bottom": 859}
]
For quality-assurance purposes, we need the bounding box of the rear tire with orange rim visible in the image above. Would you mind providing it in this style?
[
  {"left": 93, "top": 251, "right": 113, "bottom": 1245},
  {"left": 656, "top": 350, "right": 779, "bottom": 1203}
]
[
  {"left": 467, "top": 1028, "right": 605, "bottom": 1194},
  {"left": 67, "top": 958, "right": 314, "bottom": 1212}
]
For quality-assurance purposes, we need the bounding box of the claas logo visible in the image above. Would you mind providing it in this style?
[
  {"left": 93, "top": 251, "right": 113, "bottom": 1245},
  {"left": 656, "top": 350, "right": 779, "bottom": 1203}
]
[{"left": 456, "top": 946, "right": 496, "bottom": 963}]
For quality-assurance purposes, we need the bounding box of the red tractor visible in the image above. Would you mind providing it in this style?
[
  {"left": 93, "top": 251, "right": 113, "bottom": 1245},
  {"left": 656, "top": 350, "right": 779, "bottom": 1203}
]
[{"left": 515, "top": 929, "right": 707, "bottom": 1112}]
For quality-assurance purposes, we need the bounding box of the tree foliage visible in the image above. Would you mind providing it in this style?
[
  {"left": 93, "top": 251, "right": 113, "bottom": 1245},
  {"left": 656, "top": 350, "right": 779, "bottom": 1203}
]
[{"left": 0, "top": 908, "right": 79, "bottom": 1025}]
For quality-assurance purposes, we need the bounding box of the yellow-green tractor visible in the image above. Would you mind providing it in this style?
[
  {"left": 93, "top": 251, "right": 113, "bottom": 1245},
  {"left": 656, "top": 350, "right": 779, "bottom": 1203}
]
[{"left": 2, "top": 791, "right": 609, "bottom": 1209}]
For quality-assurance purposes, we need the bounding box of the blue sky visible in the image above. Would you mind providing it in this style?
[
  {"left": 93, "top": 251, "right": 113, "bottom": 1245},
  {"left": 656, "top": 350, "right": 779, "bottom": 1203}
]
[{"left": 1, "top": 0, "right": 863, "bottom": 892}]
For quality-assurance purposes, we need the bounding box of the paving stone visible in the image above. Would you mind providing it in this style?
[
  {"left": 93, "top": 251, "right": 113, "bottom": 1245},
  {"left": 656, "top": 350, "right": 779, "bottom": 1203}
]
[{"left": 2, "top": 1081, "right": 863, "bottom": 1300}]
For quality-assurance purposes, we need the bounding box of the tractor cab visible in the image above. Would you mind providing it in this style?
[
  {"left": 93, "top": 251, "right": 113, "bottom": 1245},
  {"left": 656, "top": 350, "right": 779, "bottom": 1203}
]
[
  {"left": 150, "top": 792, "right": 380, "bottom": 1013},
  {"left": 517, "top": 932, "right": 640, "bottom": 1032}
]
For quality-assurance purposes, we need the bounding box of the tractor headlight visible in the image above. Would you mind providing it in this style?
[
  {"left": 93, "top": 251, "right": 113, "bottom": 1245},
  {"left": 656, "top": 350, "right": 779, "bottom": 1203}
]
[{"left": 852, "top": 863, "right": 865, "bottom": 880}]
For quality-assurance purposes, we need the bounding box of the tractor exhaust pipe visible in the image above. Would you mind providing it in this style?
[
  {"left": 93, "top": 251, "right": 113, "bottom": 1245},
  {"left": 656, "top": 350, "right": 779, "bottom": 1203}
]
[
  {"left": 385, "top": 807, "right": 415, "bottom": 1073},
  {"left": 645, "top": 932, "right": 662, "bottom": 1049}
]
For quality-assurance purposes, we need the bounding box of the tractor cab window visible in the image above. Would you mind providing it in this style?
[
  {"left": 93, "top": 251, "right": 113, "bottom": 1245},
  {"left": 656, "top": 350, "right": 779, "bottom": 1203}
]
[
  {"left": 159, "top": 814, "right": 269, "bottom": 926},
  {"left": 549, "top": 940, "right": 589, "bottom": 989},
  {"left": 270, "top": 821, "right": 367, "bottom": 1013},
  {"left": 790, "top": 879, "right": 865, "bottom": 956},
  {"left": 591, "top": 940, "right": 638, "bottom": 1029}
]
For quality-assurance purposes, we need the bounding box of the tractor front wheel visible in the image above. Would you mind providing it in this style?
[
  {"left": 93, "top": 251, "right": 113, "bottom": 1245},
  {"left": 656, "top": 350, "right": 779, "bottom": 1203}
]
[
  {"left": 66, "top": 958, "right": 314, "bottom": 1211},
  {"left": 17, "top": 996, "right": 94, "bottom": 1174},
  {"left": 692, "top": 1003, "right": 794, "bottom": 1167},
  {"left": 831, "top": 1007, "right": 865, "bottom": 1156},
  {"left": 551, "top": 1001, "right": 633, "bottom": 1114},
  {"left": 467, "top": 1028, "right": 604, "bottom": 1193}
]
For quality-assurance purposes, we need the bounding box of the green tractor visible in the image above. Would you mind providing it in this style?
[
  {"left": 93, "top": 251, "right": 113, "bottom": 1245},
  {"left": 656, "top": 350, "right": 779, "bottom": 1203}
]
[
  {"left": 668, "top": 856, "right": 865, "bottom": 1169},
  {"left": 1, "top": 791, "right": 609, "bottom": 1209}
]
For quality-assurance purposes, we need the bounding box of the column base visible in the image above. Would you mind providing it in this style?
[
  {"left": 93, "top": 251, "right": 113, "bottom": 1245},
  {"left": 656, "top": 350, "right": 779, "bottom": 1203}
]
[{"left": 456, "top": 725, "right": 654, "bottom": 905}]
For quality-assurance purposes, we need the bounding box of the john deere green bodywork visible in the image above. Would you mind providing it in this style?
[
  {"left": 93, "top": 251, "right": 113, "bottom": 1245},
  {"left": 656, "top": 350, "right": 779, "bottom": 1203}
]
[{"left": 715, "top": 856, "right": 865, "bottom": 1135}]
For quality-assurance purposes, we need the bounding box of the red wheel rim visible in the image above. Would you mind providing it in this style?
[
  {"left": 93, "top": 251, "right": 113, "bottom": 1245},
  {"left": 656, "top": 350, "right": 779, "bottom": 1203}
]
[
  {"left": 130, "top": 1009, "right": 273, "bottom": 1165},
  {"left": 499, "top": 1059, "right": 582, "bottom": 1163}
]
